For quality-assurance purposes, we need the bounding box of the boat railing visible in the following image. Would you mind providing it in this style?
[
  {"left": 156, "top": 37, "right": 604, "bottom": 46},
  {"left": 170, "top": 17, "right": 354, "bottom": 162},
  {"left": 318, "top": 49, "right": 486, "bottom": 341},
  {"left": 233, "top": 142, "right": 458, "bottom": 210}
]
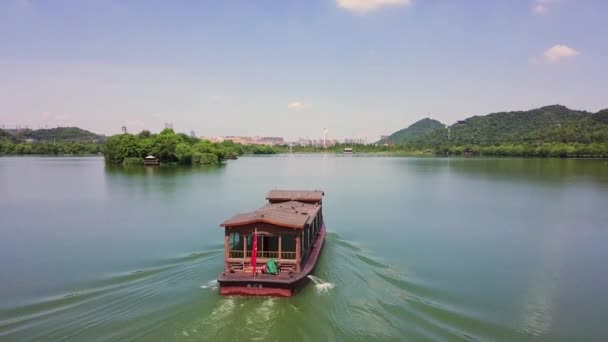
[
  {"left": 249, "top": 251, "right": 280, "bottom": 259},
  {"left": 279, "top": 252, "right": 296, "bottom": 259},
  {"left": 229, "top": 250, "right": 244, "bottom": 258},
  {"left": 229, "top": 250, "right": 296, "bottom": 259}
]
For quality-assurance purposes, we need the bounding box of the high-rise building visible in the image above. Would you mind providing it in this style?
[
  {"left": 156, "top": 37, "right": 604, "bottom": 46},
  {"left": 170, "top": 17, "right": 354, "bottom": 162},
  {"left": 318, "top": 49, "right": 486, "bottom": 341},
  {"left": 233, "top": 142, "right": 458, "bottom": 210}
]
[{"left": 344, "top": 138, "right": 367, "bottom": 145}]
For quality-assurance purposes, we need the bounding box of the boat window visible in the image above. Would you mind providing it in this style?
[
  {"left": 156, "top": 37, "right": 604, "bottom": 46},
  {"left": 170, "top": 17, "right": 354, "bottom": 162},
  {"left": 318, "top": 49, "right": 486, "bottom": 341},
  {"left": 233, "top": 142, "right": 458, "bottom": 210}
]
[
  {"left": 246, "top": 234, "right": 253, "bottom": 251},
  {"left": 310, "top": 224, "right": 314, "bottom": 244},
  {"left": 307, "top": 227, "right": 311, "bottom": 250},
  {"left": 281, "top": 234, "right": 296, "bottom": 252},
  {"left": 261, "top": 235, "right": 279, "bottom": 252},
  {"left": 281, "top": 233, "right": 296, "bottom": 259},
  {"left": 229, "top": 232, "right": 242, "bottom": 250}
]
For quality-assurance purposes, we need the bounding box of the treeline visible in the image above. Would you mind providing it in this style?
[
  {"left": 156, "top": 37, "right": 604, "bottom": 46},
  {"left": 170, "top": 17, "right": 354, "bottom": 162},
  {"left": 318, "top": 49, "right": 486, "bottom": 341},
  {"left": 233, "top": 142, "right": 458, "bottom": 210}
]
[
  {"left": 289, "top": 143, "right": 424, "bottom": 154},
  {"left": 437, "top": 142, "right": 608, "bottom": 157},
  {"left": 289, "top": 142, "right": 608, "bottom": 157},
  {"left": 103, "top": 129, "right": 278, "bottom": 166},
  {"left": 15, "top": 127, "right": 104, "bottom": 142},
  {"left": 0, "top": 140, "right": 102, "bottom": 155}
]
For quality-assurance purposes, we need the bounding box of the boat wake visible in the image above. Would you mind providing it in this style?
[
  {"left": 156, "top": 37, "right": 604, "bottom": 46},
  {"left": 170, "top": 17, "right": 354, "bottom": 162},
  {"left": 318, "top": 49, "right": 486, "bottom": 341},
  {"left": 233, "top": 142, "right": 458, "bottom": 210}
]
[
  {"left": 0, "top": 248, "right": 223, "bottom": 341},
  {"left": 309, "top": 233, "right": 519, "bottom": 341},
  {"left": 307, "top": 275, "right": 335, "bottom": 293},
  {"left": 200, "top": 279, "right": 218, "bottom": 290}
]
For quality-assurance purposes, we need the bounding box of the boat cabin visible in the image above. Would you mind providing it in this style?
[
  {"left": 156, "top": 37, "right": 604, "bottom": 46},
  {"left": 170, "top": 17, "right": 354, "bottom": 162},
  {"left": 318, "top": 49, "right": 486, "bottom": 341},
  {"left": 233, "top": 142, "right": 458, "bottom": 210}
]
[{"left": 220, "top": 190, "right": 324, "bottom": 276}]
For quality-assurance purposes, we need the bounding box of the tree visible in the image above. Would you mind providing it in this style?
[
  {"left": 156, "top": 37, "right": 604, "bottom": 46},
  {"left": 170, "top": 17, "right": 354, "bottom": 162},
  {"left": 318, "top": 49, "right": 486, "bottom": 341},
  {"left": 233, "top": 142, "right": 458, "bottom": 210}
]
[
  {"left": 175, "top": 142, "right": 193, "bottom": 164},
  {"left": 152, "top": 129, "right": 179, "bottom": 163},
  {"left": 192, "top": 152, "right": 219, "bottom": 165},
  {"left": 103, "top": 134, "right": 139, "bottom": 165},
  {"left": 138, "top": 130, "right": 151, "bottom": 138}
]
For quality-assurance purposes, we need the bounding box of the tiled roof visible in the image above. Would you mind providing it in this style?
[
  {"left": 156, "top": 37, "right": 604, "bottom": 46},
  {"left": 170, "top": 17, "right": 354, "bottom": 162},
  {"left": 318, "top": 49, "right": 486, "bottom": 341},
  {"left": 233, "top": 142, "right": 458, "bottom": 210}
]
[
  {"left": 265, "top": 190, "right": 324, "bottom": 203},
  {"left": 221, "top": 201, "right": 321, "bottom": 229}
]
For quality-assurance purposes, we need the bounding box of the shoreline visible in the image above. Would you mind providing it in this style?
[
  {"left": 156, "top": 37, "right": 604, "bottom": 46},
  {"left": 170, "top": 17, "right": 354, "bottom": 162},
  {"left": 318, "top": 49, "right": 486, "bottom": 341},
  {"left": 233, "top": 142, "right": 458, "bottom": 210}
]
[{"left": 2, "top": 152, "right": 607, "bottom": 160}]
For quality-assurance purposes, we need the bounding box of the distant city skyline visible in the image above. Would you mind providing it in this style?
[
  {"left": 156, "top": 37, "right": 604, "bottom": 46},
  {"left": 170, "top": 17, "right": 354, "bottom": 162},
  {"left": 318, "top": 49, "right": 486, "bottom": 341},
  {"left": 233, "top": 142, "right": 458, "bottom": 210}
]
[
  {"left": 0, "top": 123, "right": 374, "bottom": 143},
  {"left": 1, "top": 0, "right": 607, "bottom": 141}
]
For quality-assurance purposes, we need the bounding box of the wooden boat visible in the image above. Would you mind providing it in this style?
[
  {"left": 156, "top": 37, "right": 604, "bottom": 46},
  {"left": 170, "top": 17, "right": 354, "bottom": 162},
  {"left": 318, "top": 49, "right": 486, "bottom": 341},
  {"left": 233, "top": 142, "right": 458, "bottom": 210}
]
[{"left": 217, "top": 190, "right": 326, "bottom": 297}]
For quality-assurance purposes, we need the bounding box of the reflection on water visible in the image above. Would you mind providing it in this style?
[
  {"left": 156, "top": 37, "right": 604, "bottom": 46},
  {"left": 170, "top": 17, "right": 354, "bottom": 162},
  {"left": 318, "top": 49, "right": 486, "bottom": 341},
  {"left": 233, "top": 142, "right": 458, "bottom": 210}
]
[
  {"left": 105, "top": 163, "right": 226, "bottom": 177},
  {"left": 405, "top": 157, "right": 608, "bottom": 185}
]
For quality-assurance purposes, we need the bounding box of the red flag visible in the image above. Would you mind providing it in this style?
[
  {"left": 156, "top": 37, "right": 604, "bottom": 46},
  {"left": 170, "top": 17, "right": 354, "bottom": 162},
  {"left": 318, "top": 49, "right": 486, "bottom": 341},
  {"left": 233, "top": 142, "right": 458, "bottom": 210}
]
[{"left": 251, "top": 229, "right": 258, "bottom": 276}]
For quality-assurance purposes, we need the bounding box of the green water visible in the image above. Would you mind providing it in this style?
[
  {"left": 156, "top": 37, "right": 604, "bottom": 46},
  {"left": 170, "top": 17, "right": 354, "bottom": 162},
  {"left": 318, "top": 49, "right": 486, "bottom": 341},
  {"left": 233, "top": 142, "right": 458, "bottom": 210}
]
[{"left": 1, "top": 155, "right": 608, "bottom": 341}]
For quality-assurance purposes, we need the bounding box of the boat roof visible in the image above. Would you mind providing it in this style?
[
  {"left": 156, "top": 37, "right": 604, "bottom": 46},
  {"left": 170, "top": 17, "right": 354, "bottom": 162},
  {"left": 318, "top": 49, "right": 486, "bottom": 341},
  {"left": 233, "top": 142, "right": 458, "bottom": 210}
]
[
  {"left": 265, "top": 190, "right": 324, "bottom": 203},
  {"left": 221, "top": 201, "right": 321, "bottom": 229}
]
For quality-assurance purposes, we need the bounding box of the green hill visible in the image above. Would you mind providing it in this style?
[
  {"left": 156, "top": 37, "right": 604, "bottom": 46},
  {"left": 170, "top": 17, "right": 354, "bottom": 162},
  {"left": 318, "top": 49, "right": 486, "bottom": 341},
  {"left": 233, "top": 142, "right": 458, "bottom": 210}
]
[
  {"left": 380, "top": 118, "right": 445, "bottom": 144},
  {"left": 16, "top": 127, "right": 105, "bottom": 142},
  {"left": 0, "top": 128, "right": 12, "bottom": 140},
  {"left": 404, "top": 105, "right": 608, "bottom": 148},
  {"left": 591, "top": 109, "right": 608, "bottom": 124}
]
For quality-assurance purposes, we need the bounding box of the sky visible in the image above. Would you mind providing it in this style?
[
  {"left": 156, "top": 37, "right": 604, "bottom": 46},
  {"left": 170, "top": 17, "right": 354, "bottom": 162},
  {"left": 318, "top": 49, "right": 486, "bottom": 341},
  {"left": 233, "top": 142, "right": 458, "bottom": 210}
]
[{"left": 1, "top": 0, "right": 607, "bottom": 140}]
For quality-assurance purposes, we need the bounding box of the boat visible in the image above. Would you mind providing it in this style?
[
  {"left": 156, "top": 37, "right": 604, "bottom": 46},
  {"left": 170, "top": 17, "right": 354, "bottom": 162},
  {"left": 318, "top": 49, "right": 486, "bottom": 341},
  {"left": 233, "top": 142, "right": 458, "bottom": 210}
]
[
  {"left": 343, "top": 147, "right": 353, "bottom": 154},
  {"left": 217, "top": 190, "right": 326, "bottom": 296}
]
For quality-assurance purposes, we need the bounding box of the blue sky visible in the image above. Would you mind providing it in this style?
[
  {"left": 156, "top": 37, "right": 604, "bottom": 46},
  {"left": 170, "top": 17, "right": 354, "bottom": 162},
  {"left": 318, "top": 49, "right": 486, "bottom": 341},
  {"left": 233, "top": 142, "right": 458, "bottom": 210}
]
[{"left": 1, "top": 0, "right": 606, "bottom": 140}]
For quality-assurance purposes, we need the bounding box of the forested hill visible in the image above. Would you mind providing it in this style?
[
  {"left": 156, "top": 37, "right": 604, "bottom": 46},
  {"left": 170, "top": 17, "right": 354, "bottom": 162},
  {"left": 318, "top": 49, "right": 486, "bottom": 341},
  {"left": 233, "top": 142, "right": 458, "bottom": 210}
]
[
  {"left": 0, "top": 127, "right": 105, "bottom": 155},
  {"left": 591, "top": 109, "right": 608, "bottom": 124},
  {"left": 14, "top": 127, "right": 105, "bottom": 142},
  {"left": 0, "top": 128, "right": 12, "bottom": 140},
  {"left": 379, "top": 118, "right": 445, "bottom": 144},
  {"left": 396, "top": 105, "right": 608, "bottom": 147}
]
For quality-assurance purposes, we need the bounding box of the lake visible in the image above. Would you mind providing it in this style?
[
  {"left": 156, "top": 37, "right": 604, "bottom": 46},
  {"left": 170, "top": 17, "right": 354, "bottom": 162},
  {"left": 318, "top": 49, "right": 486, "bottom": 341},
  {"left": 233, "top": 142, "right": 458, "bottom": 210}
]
[{"left": 1, "top": 155, "right": 607, "bottom": 341}]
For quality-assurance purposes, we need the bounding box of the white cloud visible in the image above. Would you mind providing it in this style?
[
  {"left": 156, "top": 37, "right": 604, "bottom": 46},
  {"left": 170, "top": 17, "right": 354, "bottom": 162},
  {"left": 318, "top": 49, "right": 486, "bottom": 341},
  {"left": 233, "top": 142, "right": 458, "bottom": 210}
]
[
  {"left": 532, "top": 0, "right": 554, "bottom": 15},
  {"left": 543, "top": 44, "right": 580, "bottom": 62},
  {"left": 336, "top": 0, "right": 411, "bottom": 14},
  {"left": 287, "top": 101, "right": 304, "bottom": 110}
]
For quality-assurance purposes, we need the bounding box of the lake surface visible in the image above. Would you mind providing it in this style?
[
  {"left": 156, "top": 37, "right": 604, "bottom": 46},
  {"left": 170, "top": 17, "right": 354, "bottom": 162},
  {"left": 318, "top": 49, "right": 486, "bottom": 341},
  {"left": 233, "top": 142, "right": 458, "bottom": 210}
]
[{"left": 1, "top": 155, "right": 608, "bottom": 341}]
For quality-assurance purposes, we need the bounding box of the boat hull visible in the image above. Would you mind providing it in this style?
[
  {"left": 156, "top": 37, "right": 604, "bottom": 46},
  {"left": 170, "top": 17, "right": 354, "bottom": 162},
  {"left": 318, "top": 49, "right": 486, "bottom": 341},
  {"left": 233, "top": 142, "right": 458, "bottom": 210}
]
[
  {"left": 219, "top": 286, "right": 294, "bottom": 297},
  {"left": 218, "top": 224, "right": 327, "bottom": 297}
]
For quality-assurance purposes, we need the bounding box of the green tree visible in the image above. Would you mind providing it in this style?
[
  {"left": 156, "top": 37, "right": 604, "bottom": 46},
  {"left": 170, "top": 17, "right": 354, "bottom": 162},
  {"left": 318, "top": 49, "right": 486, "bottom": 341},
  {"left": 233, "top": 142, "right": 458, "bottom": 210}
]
[
  {"left": 104, "top": 134, "right": 140, "bottom": 165},
  {"left": 138, "top": 130, "right": 151, "bottom": 138},
  {"left": 152, "top": 129, "right": 180, "bottom": 163},
  {"left": 192, "top": 151, "right": 219, "bottom": 165},
  {"left": 175, "top": 142, "right": 193, "bottom": 164}
]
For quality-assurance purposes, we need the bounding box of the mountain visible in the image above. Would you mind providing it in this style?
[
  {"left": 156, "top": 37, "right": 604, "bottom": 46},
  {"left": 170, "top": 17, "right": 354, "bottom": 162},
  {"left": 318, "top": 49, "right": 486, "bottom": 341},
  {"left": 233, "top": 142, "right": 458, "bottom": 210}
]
[
  {"left": 396, "top": 105, "right": 608, "bottom": 147},
  {"left": 380, "top": 118, "right": 445, "bottom": 144},
  {"left": 15, "top": 127, "right": 105, "bottom": 142}
]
